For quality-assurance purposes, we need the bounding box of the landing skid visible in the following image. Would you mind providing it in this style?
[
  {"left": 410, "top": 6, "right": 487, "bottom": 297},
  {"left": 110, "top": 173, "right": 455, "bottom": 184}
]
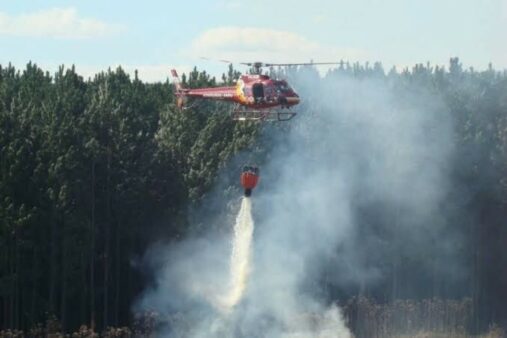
[{"left": 231, "top": 109, "right": 296, "bottom": 122}]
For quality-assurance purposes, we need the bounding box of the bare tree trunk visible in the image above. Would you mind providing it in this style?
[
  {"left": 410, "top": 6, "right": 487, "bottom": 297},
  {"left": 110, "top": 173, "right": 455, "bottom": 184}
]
[
  {"left": 3, "top": 294, "right": 8, "bottom": 329},
  {"left": 4, "top": 239, "right": 9, "bottom": 328},
  {"left": 60, "top": 219, "right": 68, "bottom": 332},
  {"left": 90, "top": 161, "right": 96, "bottom": 331},
  {"left": 49, "top": 211, "right": 58, "bottom": 317},
  {"left": 81, "top": 251, "right": 88, "bottom": 326},
  {"left": 472, "top": 223, "right": 480, "bottom": 332},
  {"left": 391, "top": 208, "right": 400, "bottom": 301},
  {"left": 8, "top": 233, "right": 14, "bottom": 329},
  {"left": 14, "top": 233, "right": 19, "bottom": 329},
  {"left": 30, "top": 246, "right": 38, "bottom": 329},
  {"left": 103, "top": 150, "right": 111, "bottom": 328},
  {"left": 114, "top": 219, "right": 120, "bottom": 326}
]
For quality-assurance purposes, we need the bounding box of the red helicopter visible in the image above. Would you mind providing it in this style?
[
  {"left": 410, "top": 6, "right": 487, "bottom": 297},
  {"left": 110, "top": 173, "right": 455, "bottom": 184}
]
[{"left": 170, "top": 61, "right": 340, "bottom": 121}]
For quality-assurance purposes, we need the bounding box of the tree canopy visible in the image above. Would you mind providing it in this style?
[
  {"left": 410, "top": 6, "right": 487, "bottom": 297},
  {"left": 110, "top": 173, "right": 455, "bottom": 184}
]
[{"left": 0, "top": 60, "right": 506, "bottom": 333}]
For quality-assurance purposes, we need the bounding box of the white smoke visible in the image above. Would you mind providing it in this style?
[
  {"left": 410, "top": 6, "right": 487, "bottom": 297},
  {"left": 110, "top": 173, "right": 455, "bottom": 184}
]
[{"left": 136, "top": 65, "right": 454, "bottom": 337}]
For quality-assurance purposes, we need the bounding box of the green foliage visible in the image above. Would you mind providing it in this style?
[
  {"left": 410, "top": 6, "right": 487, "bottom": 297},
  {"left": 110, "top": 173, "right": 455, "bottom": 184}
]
[
  {"left": 1, "top": 59, "right": 507, "bottom": 333},
  {"left": 0, "top": 63, "right": 257, "bottom": 332}
]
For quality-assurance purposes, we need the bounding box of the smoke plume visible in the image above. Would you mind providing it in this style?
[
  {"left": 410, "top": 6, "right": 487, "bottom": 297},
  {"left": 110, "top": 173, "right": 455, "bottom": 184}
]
[{"left": 136, "top": 66, "right": 455, "bottom": 337}]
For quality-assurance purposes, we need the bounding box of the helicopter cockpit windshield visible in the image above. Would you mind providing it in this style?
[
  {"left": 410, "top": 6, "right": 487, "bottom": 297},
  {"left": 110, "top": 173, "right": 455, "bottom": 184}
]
[{"left": 274, "top": 81, "right": 292, "bottom": 94}]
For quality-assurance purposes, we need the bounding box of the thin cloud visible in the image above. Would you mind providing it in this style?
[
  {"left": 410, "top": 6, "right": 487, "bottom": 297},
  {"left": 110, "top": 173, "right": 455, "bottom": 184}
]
[
  {"left": 0, "top": 7, "right": 125, "bottom": 39},
  {"left": 186, "top": 26, "right": 367, "bottom": 64}
]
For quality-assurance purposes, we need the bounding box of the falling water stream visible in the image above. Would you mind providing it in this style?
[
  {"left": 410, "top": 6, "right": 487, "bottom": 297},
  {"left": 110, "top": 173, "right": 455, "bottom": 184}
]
[{"left": 219, "top": 197, "right": 254, "bottom": 311}]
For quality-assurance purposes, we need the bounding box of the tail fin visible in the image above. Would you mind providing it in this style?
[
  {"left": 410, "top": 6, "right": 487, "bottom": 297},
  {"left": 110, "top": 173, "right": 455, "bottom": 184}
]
[
  {"left": 170, "top": 69, "right": 186, "bottom": 108},
  {"left": 170, "top": 69, "right": 182, "bottom": 91}
]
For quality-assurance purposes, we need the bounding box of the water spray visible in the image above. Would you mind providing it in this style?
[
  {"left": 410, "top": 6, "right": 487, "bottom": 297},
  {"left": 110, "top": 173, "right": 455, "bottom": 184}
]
[
  {"left": 219, "top": 166, "right": 259, "bottom": 311},
  {"left": 220, "top": 197, "right": 254, "bottom": 311}
]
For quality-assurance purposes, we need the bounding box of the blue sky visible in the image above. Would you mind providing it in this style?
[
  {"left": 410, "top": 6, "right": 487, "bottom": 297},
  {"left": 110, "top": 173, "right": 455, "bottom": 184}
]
[{"left": 0, "top": 0, "right": 505, "bottom": 81}]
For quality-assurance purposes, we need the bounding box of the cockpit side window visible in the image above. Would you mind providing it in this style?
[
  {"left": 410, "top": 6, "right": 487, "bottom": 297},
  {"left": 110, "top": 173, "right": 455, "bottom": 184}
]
[{"left": 264, "top": 85, "right": 274, "bottom": 96}]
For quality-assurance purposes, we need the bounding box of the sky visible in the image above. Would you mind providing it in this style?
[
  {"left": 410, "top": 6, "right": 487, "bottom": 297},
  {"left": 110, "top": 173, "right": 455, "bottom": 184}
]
[{"left": 0, "top": 0, "right": 505, "bottom": 81}]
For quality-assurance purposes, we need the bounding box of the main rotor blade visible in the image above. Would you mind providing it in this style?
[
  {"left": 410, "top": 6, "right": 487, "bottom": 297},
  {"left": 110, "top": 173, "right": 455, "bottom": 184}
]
[
  {"left": 201, "top": 58, "right": 344, "bottom": 68},
  {"left": 264, "top": 62, "right": 343, "bottom": 67},
  {"left": 199, "top": 57, "right": 235, "bottom": 64}
]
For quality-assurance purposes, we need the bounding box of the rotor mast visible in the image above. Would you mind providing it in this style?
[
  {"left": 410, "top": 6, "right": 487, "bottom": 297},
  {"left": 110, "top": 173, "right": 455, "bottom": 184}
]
[{"left": 251, "top": 62, "right": 263, "bottom": 74}]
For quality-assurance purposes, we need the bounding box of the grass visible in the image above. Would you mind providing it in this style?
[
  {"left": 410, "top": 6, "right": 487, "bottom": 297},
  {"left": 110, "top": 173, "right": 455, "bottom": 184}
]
[{"left": 1, "top": 298, "right": 504, "bottom": 337}]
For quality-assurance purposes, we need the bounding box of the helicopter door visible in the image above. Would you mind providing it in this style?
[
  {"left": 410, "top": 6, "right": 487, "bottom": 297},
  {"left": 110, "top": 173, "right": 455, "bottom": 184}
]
[{"left": 252, "top": 83, "right": 264, "bottom": 102}]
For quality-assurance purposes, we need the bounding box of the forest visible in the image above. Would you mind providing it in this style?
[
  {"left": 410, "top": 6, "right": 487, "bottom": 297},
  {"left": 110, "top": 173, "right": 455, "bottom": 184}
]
[{"left": 1, "top": 59, "right": 507, "bottom": 336}]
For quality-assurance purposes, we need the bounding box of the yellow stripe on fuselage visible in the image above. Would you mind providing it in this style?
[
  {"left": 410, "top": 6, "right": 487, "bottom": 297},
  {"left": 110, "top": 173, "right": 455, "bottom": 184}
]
[{"left": 236, "top": 80, "right": 248, "bottom": 105}]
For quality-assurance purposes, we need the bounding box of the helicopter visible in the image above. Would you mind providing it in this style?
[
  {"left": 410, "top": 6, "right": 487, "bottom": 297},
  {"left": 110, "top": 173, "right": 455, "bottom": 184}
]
[{"left": 170, "top": 61, "right": 341, "bottom": 121}]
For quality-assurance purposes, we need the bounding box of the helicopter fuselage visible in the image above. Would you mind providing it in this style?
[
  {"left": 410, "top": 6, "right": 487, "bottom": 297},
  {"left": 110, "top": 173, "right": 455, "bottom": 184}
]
[{"left": 180, "top": 74, "right": 300, "bottom": 109}]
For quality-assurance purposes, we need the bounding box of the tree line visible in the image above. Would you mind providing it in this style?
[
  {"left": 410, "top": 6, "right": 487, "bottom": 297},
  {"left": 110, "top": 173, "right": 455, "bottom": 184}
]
[
  {"left": 0, "top": 62, "right": 258, "bottom": 331},
  {"left": 1, "top": 59, "right": 507, "bottom": 333}
]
